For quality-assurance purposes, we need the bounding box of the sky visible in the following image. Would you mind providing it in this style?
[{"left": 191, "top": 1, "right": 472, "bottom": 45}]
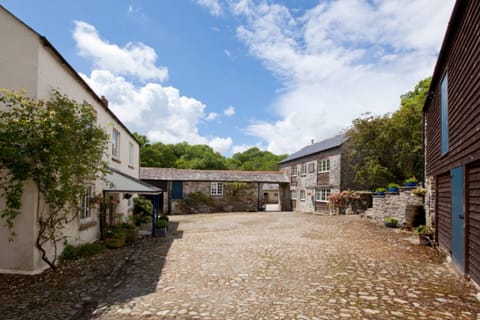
[{"left": 1, "top": 0, "right": 455, "bottom": 156}]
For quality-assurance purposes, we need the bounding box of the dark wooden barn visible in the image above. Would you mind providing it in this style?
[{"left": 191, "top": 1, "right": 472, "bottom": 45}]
[{"left": 424, "top": 0, "right": 480, "bottom": 286}]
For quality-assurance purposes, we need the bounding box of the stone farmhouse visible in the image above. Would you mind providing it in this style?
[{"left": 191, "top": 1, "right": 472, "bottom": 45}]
[
  {"left": 424, "top": 0, "right": 480, "bottom": 286},
  {"left": 279, "top": 134, "right": 349, "bottom": 213},
  {"left": 140, "top": 168, "right": 290, "bottom": 214},
  {"left": 0, "top": 6, "right": 160, "bottom": 274}
]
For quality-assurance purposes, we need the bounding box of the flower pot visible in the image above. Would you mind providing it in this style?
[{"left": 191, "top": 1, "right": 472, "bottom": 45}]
[
  {"left": 125, "top": 228, "right": 138, "bottom": 245},
  {"left": 105, "top": 237, "right": 126, "bottom": 248},
  {"left": 376, "top": 191, "right": 385, "bottom": 196},
  {"left": 419, "top": 234, "right": 433, "bottom": 246},
  {"left": 406, "top": 182, "right": 417, "bottom": 187},
  {"left": 388, "top": 187, "right": 399, "bottom": 192},
  {"left": 155, "top": 227, "right": 167, "bottom": 238},
  {"left": 384, "top": 222, "right": 398, "bottom": 228}
]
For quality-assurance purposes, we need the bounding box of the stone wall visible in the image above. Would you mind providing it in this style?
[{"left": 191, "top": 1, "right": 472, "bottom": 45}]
[
  {"left": 171, "top": 181, "right": 259, "bottom": 214},
  {"left": 370, "top": 188, "right": 424, "bottom": 225}
]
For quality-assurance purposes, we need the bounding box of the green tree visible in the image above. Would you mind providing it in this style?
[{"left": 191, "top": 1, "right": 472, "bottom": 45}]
[
  {"left": 231, "top": 147, "right": 287, "bottom": 171},
  {"left": 344, "top": 77, "right": 431, "bottom": 189},
  {"left": 0, "top": 90, "right": 109, "bottom": 270}
]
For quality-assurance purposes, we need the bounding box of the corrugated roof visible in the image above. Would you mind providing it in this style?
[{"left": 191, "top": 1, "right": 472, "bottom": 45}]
[
  {"left": 279, "top": 134, "right": 348, "bottom": 164},
  {"left": 140, "top": 168, "right": 290, "bottom": 183}
]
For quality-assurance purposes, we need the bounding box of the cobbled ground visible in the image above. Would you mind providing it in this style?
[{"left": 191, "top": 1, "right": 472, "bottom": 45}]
[{"left": 1, "top": 212, "right": 479, "bottom": 320}]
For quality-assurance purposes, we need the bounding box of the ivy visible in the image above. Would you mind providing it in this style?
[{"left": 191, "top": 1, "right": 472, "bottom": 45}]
[{"left": 0, "top": 89, "right": 110, "bottom": 270}]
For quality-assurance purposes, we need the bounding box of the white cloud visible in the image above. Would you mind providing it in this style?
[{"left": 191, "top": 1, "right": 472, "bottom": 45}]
[
  {"left": 224, "top": 105, "right": 235, "bottom": 116},
  {"left": 229, "top": 0, "right": 454, "bottom": 154},
  {"left": 73, "top": 20, "right": 168, "bottom": 82},
  {"left": 193, "top": 0, "right": 224, "bottom": 16},
  {"left": 209, "top": 137, "right": 233, "bottom": 154},
  {"left": 206, "top": 112, "right": 219, "bottom": 120},
  {"left": 75, "top": 20, "right": 233, "bottom": 155},
  {"left": 224, "top": 49, "right": 232, "bottom": 57}
]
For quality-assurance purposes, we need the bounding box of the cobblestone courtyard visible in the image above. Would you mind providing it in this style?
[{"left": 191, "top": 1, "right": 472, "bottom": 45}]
[{"left": 2, "top": 212, "right": 480, "bottom": 319}]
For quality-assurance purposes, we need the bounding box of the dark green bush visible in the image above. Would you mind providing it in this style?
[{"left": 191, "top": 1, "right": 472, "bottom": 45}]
[
  {"left": 59, "top": 242, "right": 104, "bottom": 261},
  {"left": 133, "top": 196, "right": 152, "bottom": 226}
]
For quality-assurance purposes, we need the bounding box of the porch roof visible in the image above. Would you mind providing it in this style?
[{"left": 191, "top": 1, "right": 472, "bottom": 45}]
[{"left": 104, "top": 167, "right": 162, "bottom": 194}]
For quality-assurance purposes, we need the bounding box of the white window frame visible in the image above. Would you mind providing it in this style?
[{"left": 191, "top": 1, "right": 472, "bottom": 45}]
[
  {"left": 291, "top": 190, "right": 296, "bottom": 200},
  {"left": 315, "top": 188, "right": 331, "bottom": 202},
  {"left": 292, "top": 165, "right": 298, "bottom": 176},
  {"left": 81, "top": 185, "right": 93, "bottom": 220},
  {"left": 300, "top": 190, "right": 306, "bottom": 201},
  {"left": 301, "top": 164, "right": 307, "bottom": 176},
  {"left": 211, "top": 182, "right": 224, "bottom": 196},
  {"left": 128, "top": 142, "right": 134, "bottom": 166},
  {"left": 112, "top": 128, "right": 120, "bottom": 158},
  {"left": 318, "top": 159, "right": 330, "bottom": 173}
]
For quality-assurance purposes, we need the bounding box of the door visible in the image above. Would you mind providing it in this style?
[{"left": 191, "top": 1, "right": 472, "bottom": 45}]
[{"left": 451, "top": 166, "right": 465, "bottom": 271}]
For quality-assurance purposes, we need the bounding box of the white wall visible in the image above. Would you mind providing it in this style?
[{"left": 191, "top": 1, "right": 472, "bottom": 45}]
[{"left": 0, "top": 6, "right": 140, "bottom": 273}]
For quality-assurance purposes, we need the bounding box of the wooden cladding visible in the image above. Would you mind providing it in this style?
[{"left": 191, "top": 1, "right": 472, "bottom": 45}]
[
  {"left": 436, "top": 174, "right": 452, "bottom": 252},
  {"left": 467, "top": 163, "right": 480, "bottom": 285},
  {"left": 425, "top": 1, "right": 480, "bottom": 176}
]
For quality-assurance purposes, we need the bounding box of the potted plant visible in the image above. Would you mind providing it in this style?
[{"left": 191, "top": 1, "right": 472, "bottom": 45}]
[
  {"left": 120, "top": 221, "right": 138, "bottom": 245},
  {"left": 384, "top": 217, "right": 398, "bottom": 228},
  {"left": 414, "top": 225, "right": 434, "bottom": 246},
  {"left": 155, "top": 219, "right": 168, "bottom": 237},
  {"left": 412, "top": 187, "right": 427, "bottom": 197},
  {"left": 105, "top": 227, "right": 127, "bottom": 248},
  {"left": 387, "top": 183, "right": 400, "bottom": 192},
  {"left": 405, "top": 177, "right": 418, "bottom": 187},
  {"left": 375, "top": 187, "right": 387, "bottom": 196}
]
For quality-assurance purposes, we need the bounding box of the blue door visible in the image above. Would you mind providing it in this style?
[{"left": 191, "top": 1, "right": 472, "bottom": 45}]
[
  {"left": 171, "top": 181, "right": 183, "bottom": 199},
  {"left": 451, "top": 166, "right": 464, "bottom": 270}
]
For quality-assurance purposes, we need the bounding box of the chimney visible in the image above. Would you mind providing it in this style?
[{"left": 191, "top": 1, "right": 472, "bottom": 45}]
[{"left": 101, "top": 95, "right": 109, "bottom": 107}]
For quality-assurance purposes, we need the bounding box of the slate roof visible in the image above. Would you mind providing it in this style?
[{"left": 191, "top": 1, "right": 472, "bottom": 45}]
[
  {"left": 104, "top": 167, "right": 162, "bottom": 194},
  {"left": 279, "top": 134, "right": 348, "bottom": 164},
  {"left": 140, "top": 168, "right": 290, "bottom": 184}
]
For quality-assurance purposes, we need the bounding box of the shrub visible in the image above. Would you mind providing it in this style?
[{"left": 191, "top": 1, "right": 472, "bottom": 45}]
[
  {"left": 156, "top": 219, "right": 168, "bottom": 228},
  {"left": 387, "top": 183, "right": 400, "bottom": 189},
  {"left": 328, "top": 190, "right": 361, "bottom": 214},
  {"left": 414, "top": 225, "right": 433, "bottom": 235},
  {"left": 59, "top": 242, "right": 104, "bottom": 262},
  {"left": 105, "top": 227, "right": 127, "bottom": 239},
  {"left": 158, "top": 215, "right": 169, "bottom": 222},
  {"left": 412, "top": 187, "right": 427, "bottom": 196},
  {"left": 384, "top": 217, "right": 398, "bottom": 224},
  {"left": 405, "top": 177, "right": 418, "bottom": 184},
  {"left": 375, "top": 187, "right": 387, "bottom": 193},
  {"left": 133, "top": 196, "right": 153, "bottom": 226}
]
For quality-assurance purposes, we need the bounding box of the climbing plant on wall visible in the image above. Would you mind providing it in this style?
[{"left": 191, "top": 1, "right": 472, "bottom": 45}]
[{"left": 0, "top": 89, "right": 109, "bottom": 270}]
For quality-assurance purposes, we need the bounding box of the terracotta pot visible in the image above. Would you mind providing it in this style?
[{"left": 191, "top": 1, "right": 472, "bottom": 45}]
[{"left": 419, "top": 234, "right": 433, "bottom": 246}]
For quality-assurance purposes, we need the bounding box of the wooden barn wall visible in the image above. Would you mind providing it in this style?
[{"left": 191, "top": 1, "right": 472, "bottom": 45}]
[
  {"left": 425, "top": 1, "right": 480, "bottom": 176},
  {"left": 467, "top": 163, "right": 480, "bottom": 285},
  {"left": 436, "top": 174, "right": 452, "bottom": 252}
]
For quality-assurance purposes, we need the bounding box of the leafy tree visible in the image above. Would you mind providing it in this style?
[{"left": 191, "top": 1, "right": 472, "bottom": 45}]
[
  {"left": 0, "top": 90, "right": 109, "bottom": 270},
  {"left": 231, "top": 147, "right": 287, "bottom": 171},
  {"left": 344, "top": 77, "right": 431, "bottom": 189}
]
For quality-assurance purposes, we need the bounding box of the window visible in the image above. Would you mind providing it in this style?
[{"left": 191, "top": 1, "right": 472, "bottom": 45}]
[
  {"left": 291, "top": 190, "right": 297, "bottom": 200},
  {"left": 308, "top": 163, "right": 315, "bottom": 173},
  {"left": 318, "top": 159, "right": 330, "bottom": 173},
  {"left": 128, "top": 142, "right": 134, "bottom": 166},
  {"left": 211, "top": 182, "right": 223, "bottom": 196},
  {"left": 292, "top": 165, "right": 298, "bottom": 176},
  {"left": 300, "top": 190, "right": 306, "bottom": 201},
  {"left": 315, "top": 188, "right": 331, "bottom": 202},
  {"left": 81, "top": 185, "right": 93, "bottom": 219},
  {"left": 441, "top": 73, "right": 449, "bottom": 155},
  {"left": 112, "top": 128, "right": 120, "bottom": 158},
  {"left": 301, "top": 164, "right": 307, "bottom": 176}
]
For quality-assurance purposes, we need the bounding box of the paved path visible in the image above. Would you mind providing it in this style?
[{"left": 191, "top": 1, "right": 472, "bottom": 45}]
[{"left": 91, "top": 212, "right": 480, "bottom": 319}]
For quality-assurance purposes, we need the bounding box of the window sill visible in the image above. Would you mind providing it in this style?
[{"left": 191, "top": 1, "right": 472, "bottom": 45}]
[
  {"left": 112, "top": 157, "right": 121, "bottom": 163},
  {"left": 128, "top": 164, "right": 135, "bottom": 169},
  {"left": 318, "top": 171, "right": 330, "bottom": 174},
  {"left": 79, "top": 219, "right": 97, "bottom": 231}
]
